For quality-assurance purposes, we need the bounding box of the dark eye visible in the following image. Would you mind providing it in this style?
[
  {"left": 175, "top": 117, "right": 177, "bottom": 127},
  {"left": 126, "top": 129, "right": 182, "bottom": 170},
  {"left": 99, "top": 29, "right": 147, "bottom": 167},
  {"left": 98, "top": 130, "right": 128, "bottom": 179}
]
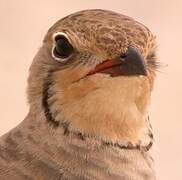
[{"left": 52, "top": 34, "right": 73, "bottom": 61}]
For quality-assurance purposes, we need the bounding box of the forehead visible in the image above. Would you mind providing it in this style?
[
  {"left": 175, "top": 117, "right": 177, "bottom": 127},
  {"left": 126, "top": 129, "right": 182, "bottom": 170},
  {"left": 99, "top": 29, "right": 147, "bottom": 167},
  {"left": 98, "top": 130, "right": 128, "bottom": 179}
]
[{"left": 45, "top": 9, "right": 155, "bottom": 57}]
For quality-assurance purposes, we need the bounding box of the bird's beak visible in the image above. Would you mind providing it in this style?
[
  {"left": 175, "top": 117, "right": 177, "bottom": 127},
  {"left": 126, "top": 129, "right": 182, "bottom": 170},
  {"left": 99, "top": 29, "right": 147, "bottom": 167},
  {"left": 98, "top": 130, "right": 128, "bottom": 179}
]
[{"left": 87, "top": 47, "right": 147, "bottom": 77}]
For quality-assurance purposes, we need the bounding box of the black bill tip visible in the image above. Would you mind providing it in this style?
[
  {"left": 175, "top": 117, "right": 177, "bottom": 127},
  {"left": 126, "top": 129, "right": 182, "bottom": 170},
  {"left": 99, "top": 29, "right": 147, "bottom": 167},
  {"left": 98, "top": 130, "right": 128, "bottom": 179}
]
[{"left": 119, "top": 46, "right": 147, "bottom": 76}]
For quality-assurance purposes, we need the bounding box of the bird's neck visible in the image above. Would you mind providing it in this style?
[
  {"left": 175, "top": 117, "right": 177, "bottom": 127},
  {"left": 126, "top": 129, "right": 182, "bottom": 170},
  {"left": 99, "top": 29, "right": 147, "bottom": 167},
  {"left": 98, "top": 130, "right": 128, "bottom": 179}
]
[{"left": 0, "top": 111, "right": 155, "bottom": 179}]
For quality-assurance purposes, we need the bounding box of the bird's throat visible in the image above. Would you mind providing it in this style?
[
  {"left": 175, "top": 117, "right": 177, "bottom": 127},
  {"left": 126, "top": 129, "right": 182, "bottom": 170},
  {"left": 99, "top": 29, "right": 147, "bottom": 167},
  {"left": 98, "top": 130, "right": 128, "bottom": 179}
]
[{"left": 42, "top": 72, "right": 153, "bottom": 148}]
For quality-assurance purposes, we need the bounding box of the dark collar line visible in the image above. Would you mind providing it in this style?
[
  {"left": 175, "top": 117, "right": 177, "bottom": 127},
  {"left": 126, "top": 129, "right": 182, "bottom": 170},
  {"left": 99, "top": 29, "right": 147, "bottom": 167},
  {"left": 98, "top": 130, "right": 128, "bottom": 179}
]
[
  {"left": 42, "top": 71, "right": 60, "bottom": 127},
  {"left": 102, "top": 141, "right": 153, "bottom": 152},
  {"left": 51, "top": 119, "right": 153, "bottom": 152}
]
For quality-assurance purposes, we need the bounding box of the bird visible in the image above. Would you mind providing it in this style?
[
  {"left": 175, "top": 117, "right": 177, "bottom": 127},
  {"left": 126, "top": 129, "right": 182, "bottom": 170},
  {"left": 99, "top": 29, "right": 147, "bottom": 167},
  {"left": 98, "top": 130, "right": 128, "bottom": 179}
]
[{"left": 0, "top": 9, "right": 157, "bottom": 180}]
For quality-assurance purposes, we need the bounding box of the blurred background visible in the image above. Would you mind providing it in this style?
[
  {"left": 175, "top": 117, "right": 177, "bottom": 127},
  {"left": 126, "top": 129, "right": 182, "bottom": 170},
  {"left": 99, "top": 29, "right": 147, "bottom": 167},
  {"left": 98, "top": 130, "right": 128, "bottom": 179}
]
[{"left": 0, "top": 0, "right": 181, "bottom": 179}]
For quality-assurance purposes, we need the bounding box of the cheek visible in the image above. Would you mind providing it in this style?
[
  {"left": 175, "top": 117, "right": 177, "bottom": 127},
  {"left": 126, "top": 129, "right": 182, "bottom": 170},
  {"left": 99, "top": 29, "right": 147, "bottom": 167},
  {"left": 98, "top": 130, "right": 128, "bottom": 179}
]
[
  {"left": 53, "top": 65, "right": 90, "bottom": 87},
  {"left": 55, "top": 77, "right": 99, "bottom": 105}
]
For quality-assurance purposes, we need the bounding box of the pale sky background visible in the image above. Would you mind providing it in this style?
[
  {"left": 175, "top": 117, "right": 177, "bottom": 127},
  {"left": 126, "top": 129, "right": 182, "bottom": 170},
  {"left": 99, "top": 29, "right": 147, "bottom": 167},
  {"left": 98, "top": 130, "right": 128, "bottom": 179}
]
[{"left": 0, "top": 0, "right": 181, "bottom": 179}]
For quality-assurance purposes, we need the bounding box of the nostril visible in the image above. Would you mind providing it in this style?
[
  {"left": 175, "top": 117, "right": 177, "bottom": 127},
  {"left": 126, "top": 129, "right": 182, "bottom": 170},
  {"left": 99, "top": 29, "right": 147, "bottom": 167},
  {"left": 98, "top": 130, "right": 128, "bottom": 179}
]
[
  {"left": 120, "top": 53, "right": 127, "bottom": 62},
  {"left": 120, "top": 53, "right": 127, "bottom": 58}
]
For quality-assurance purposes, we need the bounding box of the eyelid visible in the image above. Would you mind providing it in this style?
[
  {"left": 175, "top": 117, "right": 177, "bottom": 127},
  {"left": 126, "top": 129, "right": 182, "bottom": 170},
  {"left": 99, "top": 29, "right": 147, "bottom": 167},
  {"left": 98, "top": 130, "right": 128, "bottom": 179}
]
[{"left": 52, "top": 32, "right": 70, "bottom": 43}]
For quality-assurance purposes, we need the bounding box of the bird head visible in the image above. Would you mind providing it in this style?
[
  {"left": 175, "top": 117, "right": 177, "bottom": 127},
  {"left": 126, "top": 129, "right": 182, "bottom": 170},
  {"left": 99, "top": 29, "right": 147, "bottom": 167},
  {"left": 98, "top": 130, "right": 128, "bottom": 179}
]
[{"left": 28, "top": 9, "right": 157, "bottom": 146}]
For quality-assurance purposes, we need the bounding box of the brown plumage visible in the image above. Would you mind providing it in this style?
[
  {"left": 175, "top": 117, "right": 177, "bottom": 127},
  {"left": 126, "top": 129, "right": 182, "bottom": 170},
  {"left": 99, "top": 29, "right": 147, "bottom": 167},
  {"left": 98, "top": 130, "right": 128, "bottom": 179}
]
[{"left": 0, "top": 9, "right": 157, "bottom": 179}]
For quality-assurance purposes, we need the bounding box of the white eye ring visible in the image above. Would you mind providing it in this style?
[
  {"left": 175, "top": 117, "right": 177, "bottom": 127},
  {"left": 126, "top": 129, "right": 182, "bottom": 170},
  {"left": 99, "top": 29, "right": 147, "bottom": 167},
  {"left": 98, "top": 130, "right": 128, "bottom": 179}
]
[
  {"left": 51, "top": 32, "right": 73, "bottom": 62},
  {"left": 52, "top": 32, "right": 69, "bottom": 42}
]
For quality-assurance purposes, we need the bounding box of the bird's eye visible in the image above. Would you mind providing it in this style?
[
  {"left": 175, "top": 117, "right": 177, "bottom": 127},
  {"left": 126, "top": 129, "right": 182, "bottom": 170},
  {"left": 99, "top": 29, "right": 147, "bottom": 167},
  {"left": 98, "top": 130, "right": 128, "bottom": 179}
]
[{"left": 52, "top": 34, "right": 74, "bottom": 62}]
